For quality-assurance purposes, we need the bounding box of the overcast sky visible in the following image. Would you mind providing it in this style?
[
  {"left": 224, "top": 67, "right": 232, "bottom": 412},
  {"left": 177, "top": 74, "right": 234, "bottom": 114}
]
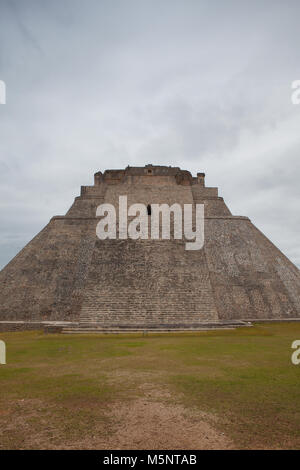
[{"left": 0, "top": 0, "right": 300, "bottom": 269}]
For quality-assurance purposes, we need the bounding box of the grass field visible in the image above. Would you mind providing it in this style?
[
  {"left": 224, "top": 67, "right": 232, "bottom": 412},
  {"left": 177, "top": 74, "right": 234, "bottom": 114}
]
[{"left": 0, "top": 323, "right": 299, "bottom": 449}]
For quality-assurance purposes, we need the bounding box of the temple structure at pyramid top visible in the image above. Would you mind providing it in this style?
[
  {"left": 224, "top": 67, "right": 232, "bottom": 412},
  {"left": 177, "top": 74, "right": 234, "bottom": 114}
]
[
  {"left": 66, "top": 164, "right": 232, "bottom": 219},
  {"left": 0, "top": 164, "right": 299, "bottom": 333}
]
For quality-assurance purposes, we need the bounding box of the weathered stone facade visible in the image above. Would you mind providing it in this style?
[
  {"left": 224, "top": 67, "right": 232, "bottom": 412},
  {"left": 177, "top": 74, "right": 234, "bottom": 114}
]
[{"left": 0, "top": 164, "right": 299, "bottom": 329}]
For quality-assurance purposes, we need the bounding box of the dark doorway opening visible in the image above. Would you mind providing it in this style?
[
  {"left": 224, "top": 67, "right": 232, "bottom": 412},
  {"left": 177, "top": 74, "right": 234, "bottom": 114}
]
[{"left": 147, "top": 204, "right": 151, "bottom": 216}]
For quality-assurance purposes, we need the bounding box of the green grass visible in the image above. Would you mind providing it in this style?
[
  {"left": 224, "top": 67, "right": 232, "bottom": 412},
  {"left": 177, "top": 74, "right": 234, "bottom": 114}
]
[{"left": 0, "top": 323, "right": 300, "bottom": 449}]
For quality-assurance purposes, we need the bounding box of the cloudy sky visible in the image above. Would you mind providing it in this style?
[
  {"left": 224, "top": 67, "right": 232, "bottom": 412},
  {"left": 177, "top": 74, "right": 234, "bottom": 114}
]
[{"left": 0, "top": 0, "right": 300, "bottom": 269}]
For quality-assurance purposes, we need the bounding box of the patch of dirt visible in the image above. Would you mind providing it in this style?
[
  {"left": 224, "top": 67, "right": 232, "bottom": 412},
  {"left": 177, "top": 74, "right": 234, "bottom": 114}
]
[
  {"left": 0, "top": 390, "right": 233, "bottom": 449},
  {"left": 68, "top": 384, "right": 233, "bottom": 450},
  {"left": 99, "top": 397, "right": 232, "bottom": 450}
]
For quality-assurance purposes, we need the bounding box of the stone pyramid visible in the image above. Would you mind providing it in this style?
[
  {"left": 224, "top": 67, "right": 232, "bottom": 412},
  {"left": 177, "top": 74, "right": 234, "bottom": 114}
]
[{"left": 0, "top": 165, "right": 300, "bottom": 333}]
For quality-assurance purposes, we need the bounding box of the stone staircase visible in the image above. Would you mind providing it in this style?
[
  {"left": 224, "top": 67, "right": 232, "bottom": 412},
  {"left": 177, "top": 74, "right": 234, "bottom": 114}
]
[
  {"left": 63, "top": 285, "right": 251, "bottom": 334},
  {"left": 60, "top": 235, "right": 252, "bottom": 335},
  {"left": 79, "top": 289, "right": 219, "bottom": 325}
]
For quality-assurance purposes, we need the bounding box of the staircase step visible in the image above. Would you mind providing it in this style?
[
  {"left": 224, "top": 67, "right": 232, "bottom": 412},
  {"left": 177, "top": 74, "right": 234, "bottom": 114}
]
[{"left": 59, "top": 320, "right": 251, "bottom": 334}]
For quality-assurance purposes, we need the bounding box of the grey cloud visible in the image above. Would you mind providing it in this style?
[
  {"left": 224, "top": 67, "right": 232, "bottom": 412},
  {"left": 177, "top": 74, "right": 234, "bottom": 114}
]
[{"left": 0, "top": 0, "right": 300, "bottom": 268}]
